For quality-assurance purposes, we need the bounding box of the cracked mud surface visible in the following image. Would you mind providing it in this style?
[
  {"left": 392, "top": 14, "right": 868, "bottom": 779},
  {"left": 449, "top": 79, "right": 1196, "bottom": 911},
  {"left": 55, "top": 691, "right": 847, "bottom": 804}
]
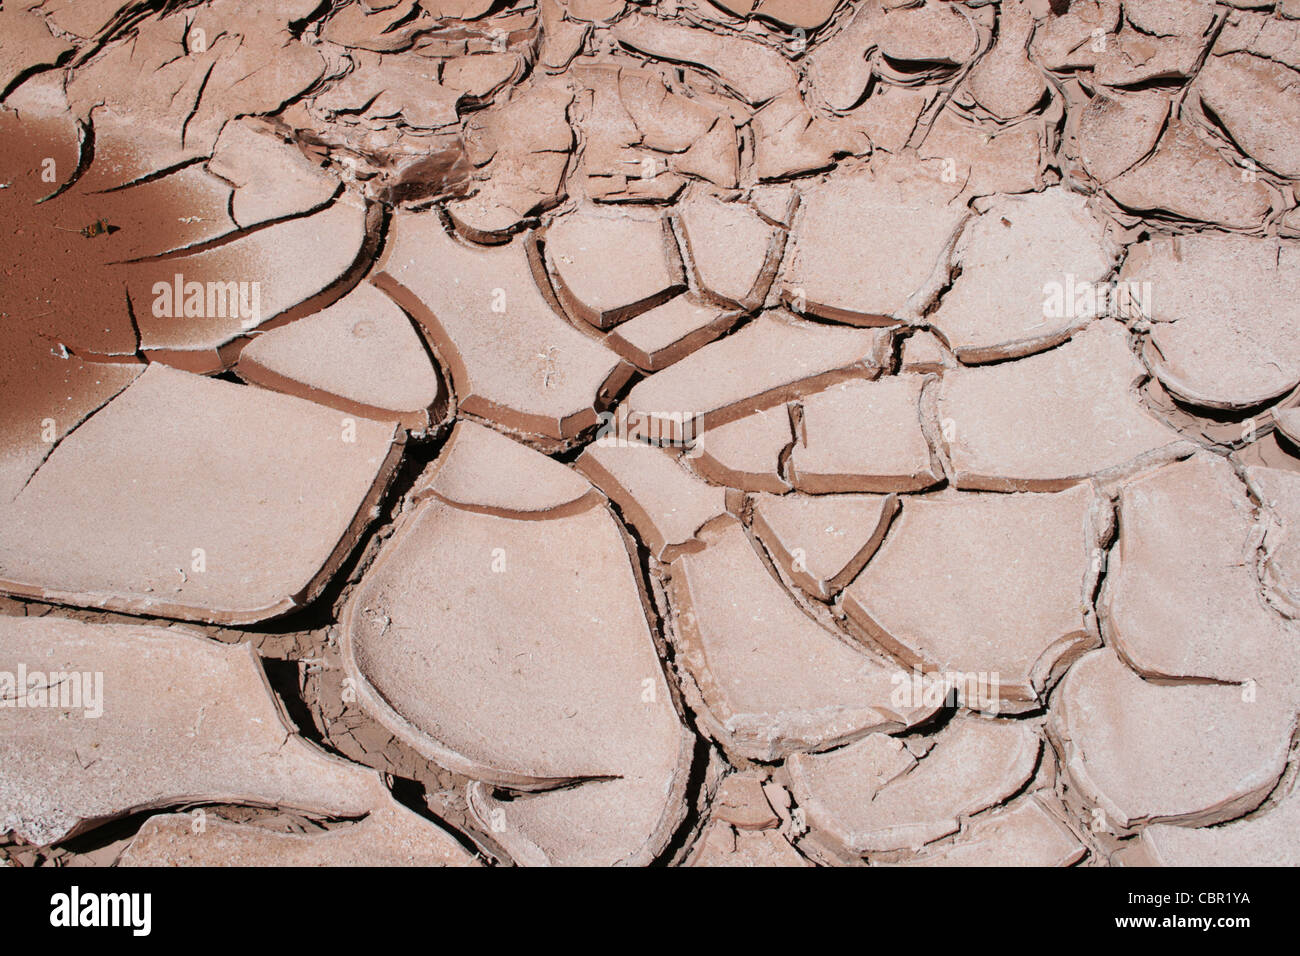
[{"left": 3, "top": 0, "right": 1300, "bottom": 868}]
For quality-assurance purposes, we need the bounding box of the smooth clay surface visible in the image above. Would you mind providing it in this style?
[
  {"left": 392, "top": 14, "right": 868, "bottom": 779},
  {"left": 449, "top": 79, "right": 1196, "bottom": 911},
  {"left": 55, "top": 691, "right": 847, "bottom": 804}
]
[{"left": 3, "top": 0, "right": 1300, "bottom": 869}]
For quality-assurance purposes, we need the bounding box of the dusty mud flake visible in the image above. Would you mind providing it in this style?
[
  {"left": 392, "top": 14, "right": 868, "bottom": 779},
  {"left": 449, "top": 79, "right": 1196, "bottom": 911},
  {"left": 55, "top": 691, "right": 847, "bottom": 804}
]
[
  {"left": 1282, "top": 205, "right": 1300, "bottom": 239},
  {"left": 760, "top": 0, "right": 844, "bottom": 30},
  {"left": 610, "top": 13, "right": 798, "bottom": 106},
  {"left": 0, "top": 335, "right": 142, "bottom": 503},
  {"left": 686, "top": 821, "right": 810, "bottom": 866},
  {"left": 787, "top": 717, "right": 1041, "bottom": 859},
  {"left": 842, "top": 483, "right": 1104, "bottom": 713},
  {"left": 575, "top": 441, "right": 727, "bottom": 561},
  {"left": 572, "top": 87, "right": 640, "bottom": 190},
  {"left": 1246, "top": 463, "right": 1300, "bottom": 618},
  {"left": 623, "top": 312, "right": 890, "bottom": 442},
  {"left": 1103, "top": 120, "right": 1272, "bottom": 230},
  {"left": 0, "top": 74, "right": 81, "bottom": 203},
  {"left": 569, "top": 63, "right": 691, "bottom": 205},
  {"left": 1122, "top": 235, "right": 1300, "bottom": 411},
  {"left": 237, "top": 283, "right": 446, "bottom": 432},
  {"left": 0, "top": 615, "right": 394, "bottom": 847},
  {"left": 340, "top": 488, "right": 692, "bottom": 865},
  {"left": 674, "top": 192, "right": 786, "bottom": 311},
  {"left": 587, "top": 153, "right": 691, "bottom": 208},
  {"left": 805, "top": 0, "right": 882, "bottom": 113},
  {"left": 1260, "top": 409, "right": 1300, "bottom": 454},
  {"left": 208, "top": 119, "right": 340, "bottom": 229},
  {"left": 1072, "top": 89, "right": 1171, "bottom": 185},
  {"left": 713, "top": 772, "right": 781, "bottom": 831},
  {"left": 1217, "top": 8, "right": 1300, "bottom": 70},
  {"left": 558, "top": 0, "right": 627, "bottom": 23},
  {"left": 1028, "top": 0, "right": 1121, "bottom": 71},
  {"left": 39, "top": 0, "right": 142, "bottom": 39},
  {"left": 445, "top": 184, "right": 565, "bottom": 244},
  {"left": 1102, "top": 453, "right": 1299, "bottom": 686},
  {"left": 1122, "top": 783, "right": 1300, "bottom": 867},
  {"left": 916, "top": 110, "right": 1047, "bottom": 197},
  {"left": 750, "top": 92, "right": 872, "bottom": 182},
  {"left": 1197, "top": 53, "right": 1300, "bottom": 180},
  {"left": 747, "top": 183, "right": 798, "bottom": 227},
  {"left": 782, "top": 161, "right": 969, "bottom": 325},
  {"left": 42, "top": 164, "right": 242, "bottom": 264},
  {"left": 311, "top": 52, "right": 428, "bottom": 117},
  {"left": 890, "top": 794, "right": 1086, "bottom": 867},
  {"left": 67, "top": 104, "right": 202, "bottom": 197},
  {"left": 666, "top": 516, "right": 936, "bottom": 762},
  {"left": 539, "top": 0, "right": 591, "bottom": 72},
  {"left": 616, "top": 71, "right": 720, "bottom": 157},
  {"left": 689, "top": 404, "right": 794, "bottom": 493},
  {"left": 966, "top": 1, "right": 1048, "bottom": 120},
  {"left": 606, "top": 295, "right": 743, "bottom": 372},
  {"left": 671, "top": 120, "right": 741, "bottom": 189},
  {"left": 1091, "top": 30, "right": 1209, "bottom": 87},
  {"left": 543, "top": 208, "right": 685, "bottom": 329},
  {"left": 443, "top": 52, "right": 524, "bottom": 101},
  {"left": 709, "top": 0, "right": 843, "bottom": 31},
  {"left": 0, "top": 83, "right": 144, "bottom": 358},
  {"left": 931, "top": 187, "right": 1119, "bottom": 364},
  {"left": 315, "top": 55, "right": 462, "bottom": 131},
  {"left": 445, "top": 83, "right": 575, "bottom": 241},
  {"left": 413, "top": 419, "right": 596, "bottom": 517},
  {"left": 899, "top": 329, "right": 950, "bottom": 373},
  {"left": 788, "top": 374, "right": 940, "bottom": 494},
  {"left": 1048, "top": 648, "right": 1295, "bottom": 832},
  {"left": 13, "top": 106, "right": 332, "bottom": 278},
  {"left": 874, "top": 0, "right": 983, "bottom": 77},
  {"left": 842, "top": 84, "right": 934, "bottom": 154},
  {"left": 375, "top": 211, "right": 631, "bottom": 446},
  {"left": 118, "top": 799, "right": 479, "bottom": 867},
  {"left": 750, "top": 490, "right": 899, "bottom": 602},
  {"left": 321, "top": 0, "right": 427, "bottom": 52},
  {"left": 0, "top": 365, "right": 403, "bottom": 624},
  {"left": 0, "top": 6, "right": 72, "bottom": 97},
  {"left": 937, "top": 322, "right": 1190, "bottom": 491},
  {"left": 1123, "top": 0, "right": 1217, "bottom": 38},
  {"left": 466, "top": 770, "right": 688, "bottom": 867},
  {"left": 125, "top": 193, "right": 373, "bottom": 371}
]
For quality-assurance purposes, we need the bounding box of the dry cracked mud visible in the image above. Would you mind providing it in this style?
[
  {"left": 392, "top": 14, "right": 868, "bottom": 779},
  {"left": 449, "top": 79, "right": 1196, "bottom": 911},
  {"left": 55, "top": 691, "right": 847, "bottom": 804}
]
[{"left": 3, "top": 0, "right": 1300, "bottom": 869}]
